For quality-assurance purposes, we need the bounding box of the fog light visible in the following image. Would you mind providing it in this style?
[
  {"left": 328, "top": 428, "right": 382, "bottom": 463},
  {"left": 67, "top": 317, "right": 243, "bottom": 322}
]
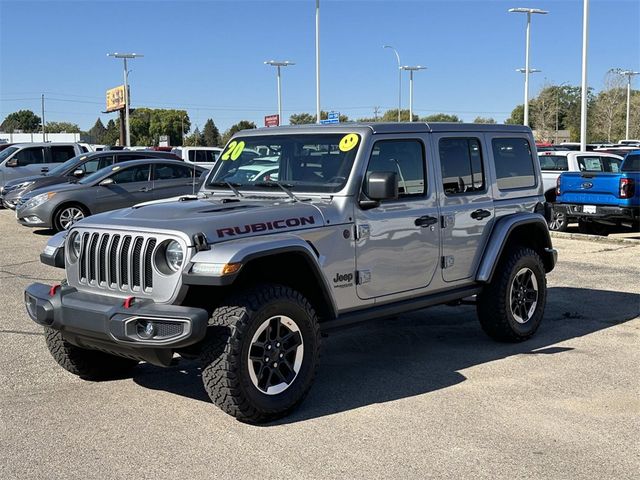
[{"left": 137, "top": 320, "right": 156, "bottom": 339}]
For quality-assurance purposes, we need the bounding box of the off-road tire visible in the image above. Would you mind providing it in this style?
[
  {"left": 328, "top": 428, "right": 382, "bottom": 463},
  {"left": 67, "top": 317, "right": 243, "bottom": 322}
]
[
  {"left": 44, "top": 327, "right": 139, "bottom": 379},
  {"left": 200, "top": 284, "right": 321, "bottom": 423},
  {"left": 477, "top": 247, "right": 547, "bottom": 342}
]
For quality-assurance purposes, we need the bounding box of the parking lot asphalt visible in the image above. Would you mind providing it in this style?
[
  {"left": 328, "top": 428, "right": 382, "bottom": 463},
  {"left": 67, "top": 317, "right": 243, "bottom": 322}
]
[{"left": 1, "top": 209, "right": 639, "bottom": 480}]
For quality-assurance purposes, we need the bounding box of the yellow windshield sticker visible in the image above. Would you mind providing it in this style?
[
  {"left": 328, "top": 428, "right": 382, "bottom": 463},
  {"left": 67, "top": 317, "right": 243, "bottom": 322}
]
[
  {"left": 221, "top": 140, "right": 246, "bottom": 161},
  {"left": 339, "top": 134, "right": 359, "bottom": 152}
]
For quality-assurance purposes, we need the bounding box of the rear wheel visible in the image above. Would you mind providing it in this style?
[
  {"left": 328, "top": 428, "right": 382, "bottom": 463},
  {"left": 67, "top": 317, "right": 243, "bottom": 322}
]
[
  {"left": 44, "top": 328, "right": 138, "bottom": 379},
  {"left": 200, "top": 284, "right": 320, "bottom": 423},
  {"left": 477, "top": 247, "right": 547, "bottom": 342},
  {"left": 548, "top": 207, "right": 569, "bottom": 232},
  {"left": 53, "top": 203, "right": 88, "bottom": 231}
]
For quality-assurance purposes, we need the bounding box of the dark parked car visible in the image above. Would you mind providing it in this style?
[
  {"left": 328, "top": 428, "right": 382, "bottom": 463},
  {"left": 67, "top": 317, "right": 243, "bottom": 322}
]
[
  {"left": 16, "top": 159, "right": 205, "bottom": 231},
  {"left": 0, "top": 150, "right": 181, "bottom": 209}
]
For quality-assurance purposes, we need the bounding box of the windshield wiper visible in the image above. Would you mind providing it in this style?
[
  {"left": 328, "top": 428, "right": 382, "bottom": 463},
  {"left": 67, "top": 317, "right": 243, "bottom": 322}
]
[
  {"left": 254, "top": 181, "right": 300, "bottom": 202},
  {"left": 208, "top": 181, "right": 244, "bottom": 198}
]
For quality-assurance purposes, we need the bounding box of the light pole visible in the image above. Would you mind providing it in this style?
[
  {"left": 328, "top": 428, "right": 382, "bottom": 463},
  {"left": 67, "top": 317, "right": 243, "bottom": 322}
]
[
  {"left": 315, "top": 0, "right": 321, "bottom": 123},
  {"left": 264, "top": 60, "right": 295, "bottom": 126},
  {"left": 107, "top": 52, "right": 143, "bottom": 147},
  {"left": 579, "top": 0, "right": 589, "bottom": 150},
  {"left": 383, "top": 45, "right": 402, "bottom": 122},
  {"left": 509, "top": 8, "right": 548, "bottom": 127},
  {"left": 555, "top": 82, "right": 569, "bottom": 144},
  {"left": 615, "top": 69, "right": 640, "bottom": 140},
  {"left": 400, "top": 66, "right": 426, "bottom": 122}
]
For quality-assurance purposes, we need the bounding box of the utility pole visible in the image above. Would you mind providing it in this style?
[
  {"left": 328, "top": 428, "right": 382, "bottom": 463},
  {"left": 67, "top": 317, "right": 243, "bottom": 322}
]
[
  {"left": 315, "top": 0, "right": 321, "bottom": 123},
  {"left": 41, "top": 94, "right": 46, "bottom": 142},
  {"left": 400, "top": 66, "right": 427, "bottom": 122},
  {"left": 264, "top": 61, "right": 295, "bottom": 126},
  {"left": 579, "top": 0, "right": 589, "bottom": 150},
  {"left": 107, "top": 53, "right": 143, "bottom": 147},
  {"left": 615, "top": 69, "right": 640, "bottom": 140},
  {"left": 373, "top": 106, "right": 381, "bottom": 121}
]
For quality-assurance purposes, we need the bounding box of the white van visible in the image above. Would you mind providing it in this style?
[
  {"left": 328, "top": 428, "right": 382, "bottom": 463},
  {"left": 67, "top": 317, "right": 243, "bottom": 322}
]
[{"left": 173, "top": 146, "right": 222, "bottom": 169}]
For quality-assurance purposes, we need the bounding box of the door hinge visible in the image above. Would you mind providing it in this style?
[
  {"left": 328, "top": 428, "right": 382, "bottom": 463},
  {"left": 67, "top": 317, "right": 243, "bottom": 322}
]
[
  {"left": 441, "top": 256, "right": 455, "bottom": 269},
  {"left": 355, "top": 224, "right": 370, "bottom": 241},
  {"left": 356, "top": 270, "right": 371, "bottom": 285}
]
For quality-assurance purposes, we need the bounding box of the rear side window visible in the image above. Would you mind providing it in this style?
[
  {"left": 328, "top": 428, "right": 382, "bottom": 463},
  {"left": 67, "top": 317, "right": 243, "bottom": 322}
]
[
  {"left": 366, "top": 140, "right": 425, "bottom": 197},
  {"left": 438, "top": 138, "right": 485, "bottom": 195},
  {"left": 50, "top": 146, "right": 77, "bottom": 163},
  {"left": 110, "top": 165, "right": 151, "bottom": 184},
  {"left": 492, "top": 138, "right": 536, "bottom": 190},
  {"left": 154, "top": 163, "right": 195, "bottom": 180},
  {"left": 538, "top": 155, "right": 568, "bottom": 171}
]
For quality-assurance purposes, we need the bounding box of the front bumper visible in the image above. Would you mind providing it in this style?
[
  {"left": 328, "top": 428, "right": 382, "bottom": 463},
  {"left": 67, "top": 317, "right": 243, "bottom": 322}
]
[
  {"left": 16, "top": 205, "right": 50, "bottom": 228},
  {"left": 24, "top": 283, "right": 209, "bottom": 366},
  {"left": 555, "top": 203, "right": 639, "bottom": 223}
]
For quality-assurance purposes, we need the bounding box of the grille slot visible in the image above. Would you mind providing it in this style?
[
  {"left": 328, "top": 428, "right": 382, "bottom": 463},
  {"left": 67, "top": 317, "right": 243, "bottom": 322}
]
[{"left": 76, "top": 231, "right": 159, "bottom": 294}]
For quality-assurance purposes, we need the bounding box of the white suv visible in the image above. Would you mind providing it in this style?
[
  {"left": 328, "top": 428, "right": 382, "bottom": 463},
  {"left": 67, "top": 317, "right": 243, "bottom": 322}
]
[{"left": 538, "top": 150, "right": 624, "bottom": 230}]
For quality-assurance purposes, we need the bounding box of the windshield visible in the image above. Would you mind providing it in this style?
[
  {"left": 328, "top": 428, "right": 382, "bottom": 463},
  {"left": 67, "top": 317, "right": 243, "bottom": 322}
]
[
  {"left": 205, "top": 133, "right": 361, "bottom": 193},
  {"left": 0, "top": 146, "right": 19, "bottom": 162},
  {"left": 47, "top": 154, "right": 85, "bottom": 176}
]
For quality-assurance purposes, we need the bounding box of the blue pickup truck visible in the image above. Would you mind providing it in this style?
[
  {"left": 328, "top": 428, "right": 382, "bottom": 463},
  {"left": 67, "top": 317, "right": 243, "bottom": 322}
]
[{"left": 555, "top": 151, "right": 640, "bottom": 235}]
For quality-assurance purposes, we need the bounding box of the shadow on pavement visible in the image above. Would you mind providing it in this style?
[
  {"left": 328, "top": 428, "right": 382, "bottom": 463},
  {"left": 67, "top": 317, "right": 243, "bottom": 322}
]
[{"left": 132, "top": 286, "right": 640, "bottom": 423}]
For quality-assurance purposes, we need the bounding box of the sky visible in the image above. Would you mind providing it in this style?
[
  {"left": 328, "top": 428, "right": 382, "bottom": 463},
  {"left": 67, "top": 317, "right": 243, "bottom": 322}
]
[{"left": 1, "top": 0, "right": 639, "bottom": 134}]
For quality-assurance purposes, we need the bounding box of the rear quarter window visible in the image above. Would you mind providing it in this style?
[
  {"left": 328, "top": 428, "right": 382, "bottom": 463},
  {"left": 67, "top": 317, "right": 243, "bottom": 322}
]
[
  {"left": 538, "top": 155, "right": 568, "bottom": 171},
  {"left": 492, "top": 138, "right": 536, "bottom": 190}
]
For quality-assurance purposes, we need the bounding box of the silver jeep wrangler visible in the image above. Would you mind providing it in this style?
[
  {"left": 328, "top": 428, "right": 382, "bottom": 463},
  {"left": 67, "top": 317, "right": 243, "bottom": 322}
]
[{"left": 25, "top": 123, "right": 557, "bottom": 423}]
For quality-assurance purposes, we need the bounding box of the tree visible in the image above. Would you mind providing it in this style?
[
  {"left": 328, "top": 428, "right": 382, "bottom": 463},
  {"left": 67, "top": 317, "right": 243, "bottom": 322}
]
[
  {"left": 87, "top": 118, "right": 107, "bottom": 144},
  {"left": 473, "top": 116, "right": 496, "bottom": 124},
  {"left": 422, "top": 113, "right": 462, "bottom": 123},
  {"left": 202, "top": 118, "right": 221, "bottom": 146},
  {"left": 184, "top": 127, "right": 205, "bottom": 146},
  {"left": 221, "top": 120, "right": 257, "bottom": 145},
  {"left": 591, "top": 72, "right": 627, "bottom": 142},
  {"left": 1, "top": 109, "right": 41, "bottom": 132},
  {"left": 381, "top": 109, "right": 417, "bottom": 122},
  {"left": 529, "top": 84, "right": 558, "bottom": 142},
  {"left": 103, "top": 119, "right": 120, "bottom": 146},
  {"left": 504, "top": 105, "right": 524, "bottom": 125},
  {"left": 45, "top": 121, "right": 81, "bottom": 133},
  {"left": 289, "top": 111, "right": 349, "bottom": 125}
]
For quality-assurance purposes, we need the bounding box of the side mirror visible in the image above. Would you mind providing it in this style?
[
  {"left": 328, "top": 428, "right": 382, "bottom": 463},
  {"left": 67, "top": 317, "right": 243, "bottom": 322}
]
[
  {"left": 364, "top": 171, "right": 398, "bottom": 200},
  {"left": 6, "top": 158, "right": 17, "bottom": 168},
  {"left": 99, "top": 178, "right": 114, "bottom": 186},
  {"left": 72, "top": 169, "right": 84, "bottom": 177}
]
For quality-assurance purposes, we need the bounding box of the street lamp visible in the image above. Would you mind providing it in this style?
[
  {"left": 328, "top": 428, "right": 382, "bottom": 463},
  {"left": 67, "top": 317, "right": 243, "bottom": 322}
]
[
  {"left": 383, "top": 45, "right": 402, "bottom": 122},
  {"left": 107, "top": 52, "right": 143, "bottom": 147},
  {"left": 509, "top": 7, "right": 548, "bottom": 127},
  {"left": 615, "top": 69, "right": 640, "bottom": 141},
  {"left": 400, "top": 66, "right": 426, "bottom": 122},
  {"left": 264, "top": 60, "right": 295, "bottom": 126},
  {"left": 579, "top": 0, "right": 589, "bottom": 150},
  {"left": 315, "top": 0, "right": 321, "bottom": 124}
]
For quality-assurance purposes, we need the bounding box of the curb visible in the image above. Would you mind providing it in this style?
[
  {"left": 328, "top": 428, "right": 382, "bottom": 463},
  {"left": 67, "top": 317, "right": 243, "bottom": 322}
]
[{"left": 550, "top": 231, "right": 640, "bottom": 245}]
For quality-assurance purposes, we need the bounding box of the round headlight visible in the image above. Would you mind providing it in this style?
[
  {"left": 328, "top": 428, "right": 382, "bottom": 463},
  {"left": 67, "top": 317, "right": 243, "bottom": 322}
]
[
  {"left": 164, "top": 240, "right": 184, "bottom": 272},
  {"left": 68, "top": 232, "right": 82, "bottom": 263}
]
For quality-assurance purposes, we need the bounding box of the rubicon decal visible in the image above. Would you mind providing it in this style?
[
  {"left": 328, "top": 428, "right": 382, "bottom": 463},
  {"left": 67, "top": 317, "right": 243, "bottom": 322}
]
[{"left": 217, "top": 216, "right": 316, "bottom": 238}]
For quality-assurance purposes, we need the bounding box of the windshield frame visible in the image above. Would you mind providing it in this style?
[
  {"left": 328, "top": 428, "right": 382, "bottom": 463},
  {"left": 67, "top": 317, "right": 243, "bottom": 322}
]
[{"left": 203, "top": 132, "right": 363, "bottom": 195}]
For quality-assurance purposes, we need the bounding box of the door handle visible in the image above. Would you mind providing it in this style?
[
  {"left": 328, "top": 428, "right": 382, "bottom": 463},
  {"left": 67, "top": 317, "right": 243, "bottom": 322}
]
[
  {"left": 414, "top": 215, "right": 438, "bottom": 227},
  {"left": 470, "top": 209, "right": 491, "bottom": 220},
  {"left": 138, "top": 187, "right": 152, "bottom": 192}
]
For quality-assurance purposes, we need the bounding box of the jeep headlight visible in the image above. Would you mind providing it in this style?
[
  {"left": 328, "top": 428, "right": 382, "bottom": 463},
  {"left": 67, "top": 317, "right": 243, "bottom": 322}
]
[
  {"left": 165, "top": 240, "right": 184, "bottom": 272},
  {"left": 24, "top": 192, "right": 55, "bottom": 210},
  {"left": 68, "top": 232, "right": 82, "bottom": 262}
]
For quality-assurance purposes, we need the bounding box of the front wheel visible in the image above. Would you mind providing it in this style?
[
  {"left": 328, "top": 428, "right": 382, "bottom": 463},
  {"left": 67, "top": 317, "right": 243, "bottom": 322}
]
[
  {"left": 53, "top": 204, "right": 87, "bottom": 231},
  {"left": 200, "top": 284, "right": 320, "bottom": 423},
  {"left": 477, "top": 247, "right": 547, "bottom": 342}
]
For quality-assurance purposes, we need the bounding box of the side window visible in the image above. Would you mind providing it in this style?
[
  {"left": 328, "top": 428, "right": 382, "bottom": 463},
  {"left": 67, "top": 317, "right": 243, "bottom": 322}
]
[
  {"left": 188, "top": 151, "right": 197, "bottom": 162},
  {"left": 365, "top": 140, "right": 425, "bottom": 197},
  {"left": 98, "top": 155, "right": 115, "bottom": 169},
  {"left": 110, "top": 165, "right": 150, "bottom": 184},
  {"left": 438, "top": 137, "right": 485, "bottom": 195},
  {"left": 492, "top": 138, "right": 536, "bottom": 190},
  {"left": 538, "top": 155, "right": 568, "bottom": 171},
  {"left": 154, "top": 164, "right": 193, "bottom": 180},
  {"left": 50, "top": 146, "right": 77, "bottom": 163},
  {"left": 14, "top": 147, "right": 46, "bottom": 166},
  {"left": 602, "top": 157, "right": 621, "bottom": 173},
  {"left": 81, "top": 159, "right": 101, "bottom": 174}
]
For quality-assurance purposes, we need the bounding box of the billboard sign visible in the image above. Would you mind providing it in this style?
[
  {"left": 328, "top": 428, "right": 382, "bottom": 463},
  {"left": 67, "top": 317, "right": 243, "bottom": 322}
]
[
  {"left": 264, "top": 114, "right": 280, "bottom": 127},
  {"left": 106, "top": 85, "right": 126, "bottom": 112}
]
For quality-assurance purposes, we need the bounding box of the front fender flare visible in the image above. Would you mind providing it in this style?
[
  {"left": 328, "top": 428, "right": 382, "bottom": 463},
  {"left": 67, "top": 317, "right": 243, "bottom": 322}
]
[{"left": 476, "top": 213, "right": 556, "bottom": 283}]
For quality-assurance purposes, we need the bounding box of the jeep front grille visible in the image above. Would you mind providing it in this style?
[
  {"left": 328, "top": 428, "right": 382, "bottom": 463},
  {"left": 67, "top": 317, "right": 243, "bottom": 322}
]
[{"left": 77, "top": 232, "right": 157, "bottom": 293}]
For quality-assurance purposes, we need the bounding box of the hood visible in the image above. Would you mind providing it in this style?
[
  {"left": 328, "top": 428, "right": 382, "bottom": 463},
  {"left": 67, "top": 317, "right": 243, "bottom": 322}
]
[
  {"left": 4, "top": 175, "right": 68, "bottom": 192},
  {"left": 3, "top": 174, "right": 44, "bottom": 188},
  {"left": 77, "top": 197, "right": 327, "bottom": 245},
  {"left": 23, "top": 181, "right": 86, "bottom": 199}
]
